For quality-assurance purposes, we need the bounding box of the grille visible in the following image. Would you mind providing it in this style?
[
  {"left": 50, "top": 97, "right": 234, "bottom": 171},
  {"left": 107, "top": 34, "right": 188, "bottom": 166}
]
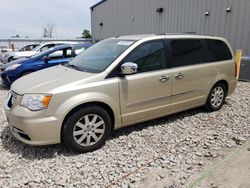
[
  {"left": 12, "top": 126, "right": 31, "bottom": 141},
  {"left": 7, "top": 91, "right": 18, "bottom": 109}
]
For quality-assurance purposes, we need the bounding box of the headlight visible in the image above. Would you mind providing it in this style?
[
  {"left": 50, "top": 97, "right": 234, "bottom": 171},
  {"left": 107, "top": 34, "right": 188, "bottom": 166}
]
[
  {"left": 20, "top": 94, "right": 52, "bottom": 111},
  {"left": 5, "top": 64, "right": 21, "bottom": 71}
]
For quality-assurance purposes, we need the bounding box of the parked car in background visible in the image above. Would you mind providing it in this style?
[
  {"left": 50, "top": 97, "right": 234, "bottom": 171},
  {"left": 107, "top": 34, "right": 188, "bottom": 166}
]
[
  {"left": 0, "top": 43, "right": 91, "bottom": 87},
  {"left": 19, "top": 43, "right": 40, "bottom": 51},
  {"left": 4, "top": 34, "right": 237, "bottom": 153},
  {"left": 11, "top": 41, "right": 82, "bottom": 60},
  {"left": 0, "top": 44, "right": 40, "bottom": 63},
  {"left": 0, "top": 47, "right": 14, "bottom": 65},
  {"left": 0, "top": 47, "right": 15, "bottom": 58},
  {"left": 0, "top": 47, "right": 13, "bottom": 54}
]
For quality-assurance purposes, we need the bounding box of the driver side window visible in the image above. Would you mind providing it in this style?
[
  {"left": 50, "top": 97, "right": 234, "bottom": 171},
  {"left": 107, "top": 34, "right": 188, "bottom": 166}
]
[{"left": 124, "top": 40, "right": 165, "bottom": 73}]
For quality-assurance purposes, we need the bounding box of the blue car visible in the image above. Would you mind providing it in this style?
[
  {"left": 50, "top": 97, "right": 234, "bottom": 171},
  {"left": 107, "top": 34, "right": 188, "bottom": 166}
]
[{"left": 0, "top": 43, "right": 91, "bottom": 87}]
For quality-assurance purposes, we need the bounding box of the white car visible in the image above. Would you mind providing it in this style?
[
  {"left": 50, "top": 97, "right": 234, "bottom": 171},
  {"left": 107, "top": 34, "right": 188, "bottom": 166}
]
[
  {"left": 0, "top": 47, "right": 16, "bottom": 57},
  {"left": 0, "top": 44, "right": 39, "bottom": 63},
  {"left": 0, "top": 48, "right": 14, "bottom": 64},
  {"left": 12, "top": 41, "right": 79, "bottom": 61},
  {"left": 0, "top": 48, "right": 13, "bottom": 54}
]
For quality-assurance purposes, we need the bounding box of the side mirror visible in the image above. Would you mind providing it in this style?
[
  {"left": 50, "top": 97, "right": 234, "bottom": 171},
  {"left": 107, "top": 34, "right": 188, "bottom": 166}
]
[{"left": 121, "top": 62, "right": 138, "bottom": 75}]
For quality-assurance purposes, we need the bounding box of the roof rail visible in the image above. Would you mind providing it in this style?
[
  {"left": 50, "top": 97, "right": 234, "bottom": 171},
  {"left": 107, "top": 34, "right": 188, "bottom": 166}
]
[{"left": 156, "top": 32, "right": 197, "bottom": 35}]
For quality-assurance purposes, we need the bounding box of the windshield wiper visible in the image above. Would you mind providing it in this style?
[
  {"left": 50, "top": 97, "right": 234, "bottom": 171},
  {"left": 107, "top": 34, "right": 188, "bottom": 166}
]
[{"left": 63, "top": 63, "right": 85, "bottom": 71}]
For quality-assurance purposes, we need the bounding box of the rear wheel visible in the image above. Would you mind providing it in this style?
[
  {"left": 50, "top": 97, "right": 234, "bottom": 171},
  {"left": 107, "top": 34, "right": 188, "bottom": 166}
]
[
  {"left": 62, "top": 105, "right": 111, "bottom": 153},
  {"left": 205, "top": 83, "right": 227, "bottom": 111}
]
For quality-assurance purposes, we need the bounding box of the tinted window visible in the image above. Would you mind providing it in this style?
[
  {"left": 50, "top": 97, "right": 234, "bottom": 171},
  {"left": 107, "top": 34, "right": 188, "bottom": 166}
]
[
  {"left": 125, "top": 40, "right": 165, "bottom": 73},
  {"left": 205, "top": 39, "right": 233, "bottom": 62},
  {"left": 171, "top": 39, "right": 205, "bottom": 67}
]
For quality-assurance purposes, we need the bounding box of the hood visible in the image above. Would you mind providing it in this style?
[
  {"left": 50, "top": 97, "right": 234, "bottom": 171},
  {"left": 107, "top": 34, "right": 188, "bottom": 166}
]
[
  {"left": 1, "top": 58, "right": 29, "bottom": 69},
  {"left": 13, "top": 51, "right": 37, "bottom": 58},
  {"left": 11, "top": 65, "right": 97, "bottom": 94}
]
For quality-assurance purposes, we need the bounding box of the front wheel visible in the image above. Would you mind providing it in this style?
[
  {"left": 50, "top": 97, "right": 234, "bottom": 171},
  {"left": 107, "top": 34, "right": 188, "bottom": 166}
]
[
  {"left": 62, "top": 105, "right": 112, "bottom": 153},
  {"left": 205, "top": 83, "right": 227, "bottom": 111}
]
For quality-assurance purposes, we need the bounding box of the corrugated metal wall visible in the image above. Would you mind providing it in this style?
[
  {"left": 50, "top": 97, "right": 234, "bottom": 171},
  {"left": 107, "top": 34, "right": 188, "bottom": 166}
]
[{"left": 91, "top": 0, "right": 250, "bottom": 55}]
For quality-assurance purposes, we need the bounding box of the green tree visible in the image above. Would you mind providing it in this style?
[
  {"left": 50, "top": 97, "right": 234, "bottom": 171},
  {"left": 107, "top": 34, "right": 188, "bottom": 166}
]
[{"left": 82, "top": 29, "right": 92, "bottom": 38}]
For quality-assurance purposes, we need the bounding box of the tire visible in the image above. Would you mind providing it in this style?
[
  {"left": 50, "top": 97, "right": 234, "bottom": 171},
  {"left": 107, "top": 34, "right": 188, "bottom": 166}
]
[
  {"left": 205, "top": 83, "right": 227, "bottom": 111},
  {"left": 62, "top": 105, "right": 112, "bottom": 153}
]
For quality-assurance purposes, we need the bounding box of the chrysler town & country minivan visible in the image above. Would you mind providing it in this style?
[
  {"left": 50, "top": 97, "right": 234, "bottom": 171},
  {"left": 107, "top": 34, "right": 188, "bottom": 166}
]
[{"left": 4, "top": 34, "right": 237, "bottom": 153}]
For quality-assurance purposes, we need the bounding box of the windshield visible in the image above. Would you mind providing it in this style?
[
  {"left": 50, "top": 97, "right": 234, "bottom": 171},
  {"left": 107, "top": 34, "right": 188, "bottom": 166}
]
[
  {"left": 32, "top": 44, "right": 43, "bottom": 52},
  {"left": 68, "top": 39, "right": 135, "bottom": 73},
  {"left": 29, "top": 47, "right": 56, "bottom": 59}
]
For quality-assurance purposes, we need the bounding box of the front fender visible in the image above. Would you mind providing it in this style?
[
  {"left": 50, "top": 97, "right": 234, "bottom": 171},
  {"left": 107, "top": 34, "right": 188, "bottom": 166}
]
[{"left": 54, "top": 92, "right": 121, "bottom": 128}]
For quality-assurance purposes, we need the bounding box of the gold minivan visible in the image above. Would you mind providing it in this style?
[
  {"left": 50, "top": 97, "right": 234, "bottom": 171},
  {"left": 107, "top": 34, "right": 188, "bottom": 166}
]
[{"left": 4, "top": 34, "right": 237, "bottom": 152}]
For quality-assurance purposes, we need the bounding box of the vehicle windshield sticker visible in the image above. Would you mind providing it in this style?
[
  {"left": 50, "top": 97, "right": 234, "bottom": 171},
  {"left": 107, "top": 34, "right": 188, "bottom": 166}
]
[{"left": 117, "top": 41, "right": 134, "bottom": 46}]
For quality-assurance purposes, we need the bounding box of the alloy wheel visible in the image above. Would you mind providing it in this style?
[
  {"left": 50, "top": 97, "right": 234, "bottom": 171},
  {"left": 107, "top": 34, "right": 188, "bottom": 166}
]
[
  {"left": 73, "top": 114, "right": 105, "bottom": 146},
  {"left": 211, "top": 86, "right": 224, "bottom": 108}
]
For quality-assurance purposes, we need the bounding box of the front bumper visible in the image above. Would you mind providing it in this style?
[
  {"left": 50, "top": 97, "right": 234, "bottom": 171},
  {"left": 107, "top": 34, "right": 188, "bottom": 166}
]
[
  {"left": 1, "top": 73, "right": 12, "bottom": 87},
  {"left": 1, "top": 58, "right": 9, "bottom": 64},
  {"left": 0, "top": 56, "right": 9, "bottom": 64},
  {"left": 5, "top": 99, "right": 63, "bottom": 145},
  {"left": 0, "top": 71, "right": 20, "bottom": 87}
]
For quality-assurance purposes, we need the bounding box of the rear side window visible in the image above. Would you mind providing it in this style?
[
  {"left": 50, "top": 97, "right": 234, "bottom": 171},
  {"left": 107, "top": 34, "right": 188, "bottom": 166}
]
[
  {"left": 205, "top": 39, "right": 233, "bottom": 62},
  {"left": 170, "top": 39, "right": 205, "bottom": 67}
]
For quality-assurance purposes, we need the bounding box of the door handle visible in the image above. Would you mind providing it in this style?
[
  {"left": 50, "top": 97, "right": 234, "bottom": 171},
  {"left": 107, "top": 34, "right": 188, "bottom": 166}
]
[
  {"left": 175, "top": 73, "right": 184, "bottom": 80},
  {"left": 159, "top": 75, "right": 170, "bottom": 82}
]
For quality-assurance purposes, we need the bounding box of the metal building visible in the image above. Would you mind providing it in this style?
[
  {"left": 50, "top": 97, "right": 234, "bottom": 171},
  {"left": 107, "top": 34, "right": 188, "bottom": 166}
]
[{"left": 91, "top": 0, "right": 250, "bottom": 56}]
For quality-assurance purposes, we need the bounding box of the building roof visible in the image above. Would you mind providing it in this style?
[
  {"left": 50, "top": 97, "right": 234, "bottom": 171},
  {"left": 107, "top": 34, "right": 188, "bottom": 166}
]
[{"left": 90, "top": 0, "right": 107, "bottom": 10}]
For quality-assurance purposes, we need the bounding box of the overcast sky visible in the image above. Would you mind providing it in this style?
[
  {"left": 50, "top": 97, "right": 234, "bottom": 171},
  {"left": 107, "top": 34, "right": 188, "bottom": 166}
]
[{"left": 0, "top": 0, "right": 100, "bottom": 38}]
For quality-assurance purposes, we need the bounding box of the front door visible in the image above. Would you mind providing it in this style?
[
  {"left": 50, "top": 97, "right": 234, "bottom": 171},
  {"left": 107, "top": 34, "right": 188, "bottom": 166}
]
[{"left": 119, "top": 40, "right": 172, "bottom": 126}]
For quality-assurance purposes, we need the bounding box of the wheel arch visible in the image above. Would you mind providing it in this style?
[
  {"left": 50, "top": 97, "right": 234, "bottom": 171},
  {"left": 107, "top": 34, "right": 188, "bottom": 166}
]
[
  {"left": 212, "top": 80, "right": 229, "bottom": 96},
  {"left": 8, "top": 56, "right": 14, "bottom": 62},
  {"left": 205, "top": 80, "right": 229, "bottom": 111},
  {"left": 205, "top": 79, "right": 229, "bottom": 104},
  {"left": 60, "top": 101, "right": 115, "bottom": 142}
]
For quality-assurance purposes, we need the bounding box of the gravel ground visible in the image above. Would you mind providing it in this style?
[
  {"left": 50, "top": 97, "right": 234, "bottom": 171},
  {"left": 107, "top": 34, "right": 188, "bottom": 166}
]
[{"left": 0, "top": 82, "right": 249, "bottom": 188}]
